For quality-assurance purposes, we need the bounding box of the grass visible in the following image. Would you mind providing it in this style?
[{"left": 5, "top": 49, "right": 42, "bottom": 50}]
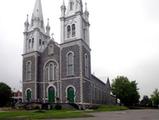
[
  {"left": 0, "top": 105, "right": 128, "bottom": 119},
  {"left": 94, "top": 105, "right": 128, "bottom": 112},
  {"left": 0, "top": 110, "right": 93, "bottom": 120}
]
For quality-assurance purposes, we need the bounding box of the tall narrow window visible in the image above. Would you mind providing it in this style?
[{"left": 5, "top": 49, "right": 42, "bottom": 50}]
[
  {"left": 49, "top": 64, "right": 54, "bottom": 81},
  {"left": 42, "top": 41, "right": 45, "bottom": 45},
  {"left": 45, "top": 67, "right": 49, "bottom": 81},
  {"left": 32, "top": 38, "right": 34, "bottom": 48},
  {"left": 72, "top": 24, "right": 76, "bottom": 37},
  {"left": 70, "top": 2, "right": 74, "bottom": 10},
  {"left": 67, "top": 52, "right": 74, "bottom": 75},
  {"left": 39, "top": 39, "right": 42, "bottom": 46},
  {"left": 84, "top": 54, "right": 89, "bottom": 77},
  {"left": 29, "top": 39, "right": 31, "bottom": 49},
  {"left": 67, "top": 25, "right": 71, "bottom": 38},
  {"left": 26, "top": 61, "right": 31, "bottom": 80}
]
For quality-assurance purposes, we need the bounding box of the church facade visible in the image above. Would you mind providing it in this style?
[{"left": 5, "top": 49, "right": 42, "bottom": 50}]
[{"left": 22, "top": 0, "right": 114, "bottom": 105}]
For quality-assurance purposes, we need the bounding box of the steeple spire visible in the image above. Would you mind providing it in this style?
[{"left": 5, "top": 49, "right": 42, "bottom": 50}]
[
  {"left": 32, "top": 0, "right": 43, "bottom": 20},
  {"left": 62, "top": 0, "right": 65, "bottom": 6},
  {"left": 30, "top": 0, "right": 44, "bottom": 32}
]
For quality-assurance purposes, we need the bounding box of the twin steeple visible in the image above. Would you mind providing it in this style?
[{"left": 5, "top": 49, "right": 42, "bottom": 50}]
[
  {"left": 24, "top": 0, "right": 90, "bottom": 54},
  {"left": 32, "top": 0, "right": 43, "bottom": 20},
  {"left": 24, "top": 0, "right": 50, "bottom": 34},
  {"left": 31, "top": 0, "right": 44, "bottom": 32},
  {"left": 24, "top": 0, "right": 51, "bottom": 54},
  {"left": 60, "top": 0, "right": 90, "bottom": 46}
]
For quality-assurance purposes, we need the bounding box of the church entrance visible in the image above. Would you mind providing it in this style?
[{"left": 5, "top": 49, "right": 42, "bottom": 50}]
[
  {"left": 67, "top": 87, "right": 75, "bottom": 103},
  {"left": 26, "top": 89, "right": 32, "bottom": 102},
  {"left": 48, "top": 87, "right": 55, "bottom": 103}
]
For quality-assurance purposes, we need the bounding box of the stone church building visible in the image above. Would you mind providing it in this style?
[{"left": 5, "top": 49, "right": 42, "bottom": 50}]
[{"left": 22, "top": 0, "right": 114, "bottom": 105}]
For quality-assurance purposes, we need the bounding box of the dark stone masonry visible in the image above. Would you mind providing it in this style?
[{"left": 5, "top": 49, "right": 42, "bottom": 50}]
[{"left": 22, "top": 0, "right": 116, "bottom": 106}]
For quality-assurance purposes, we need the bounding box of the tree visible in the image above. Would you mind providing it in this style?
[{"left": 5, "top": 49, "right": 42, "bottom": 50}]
[
  {"left": 140, "top": 95, "right": 152, "bottom": 107},
  {"left": 112, "top": 76, "right": 140, "bottom": 106},
  {"left": 0, "top": 83, "right": 12, "bottom": 107},
  {"left": 151, "top": 89, "right": 159, "bottom": 107}
]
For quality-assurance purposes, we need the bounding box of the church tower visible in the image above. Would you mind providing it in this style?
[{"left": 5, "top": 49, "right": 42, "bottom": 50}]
[
  {"left": 60, "top": 0, "right": 90, "bottom": 46},
  {"left": 22, "top": 0, "right": 113, "bottom": 106},
  {"left": 23, "top": 0, "right": 50, "bottom": 54},
  {"left": 60, "top": 0, "right": 92, "bottom": 104},
  {"left": 23, "top": 0, "right": 50, "bottom": 102}
]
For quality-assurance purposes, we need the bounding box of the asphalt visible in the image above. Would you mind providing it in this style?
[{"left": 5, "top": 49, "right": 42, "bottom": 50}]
[{"left": 53, "top": 109, "right": 159, "bottom": 120}]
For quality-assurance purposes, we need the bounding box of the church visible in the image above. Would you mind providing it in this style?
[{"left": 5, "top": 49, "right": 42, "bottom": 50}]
[{"left": 22, "top": 0, "right": 115, "bottom": 106}]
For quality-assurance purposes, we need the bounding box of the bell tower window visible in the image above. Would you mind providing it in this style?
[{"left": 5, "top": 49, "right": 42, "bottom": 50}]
[
  {"left": 39, "top": 39, "right": 42, "bottom": 46},
  {"left": 67, "top": 25, "right": 71, "bottom": 38},
  {"left": 28, "top": 39, "right": 31, "bottom": 49},
  {"left": 70, "top": 2, "right": 74, "bottom": 11},
  {"left": 32, "top": 38, "right": 34, "bottom": 48},
  {"left": 72, "top": 24, "right": 76, "bottom": 37}
]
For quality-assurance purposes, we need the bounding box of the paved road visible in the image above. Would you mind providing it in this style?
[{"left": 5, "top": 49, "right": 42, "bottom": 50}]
[{"left": 54, "top": 109, "right": 159, "bottom": 120}]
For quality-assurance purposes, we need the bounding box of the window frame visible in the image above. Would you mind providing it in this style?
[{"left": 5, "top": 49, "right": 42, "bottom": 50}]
[
  {"left": 67, "top": 25, "right": 71, "bottom": 38},
  {"left": 66, "top": 51, "right": 75, "bottom": 76},
  {"left": 72, "top": 24, "right": 76, "bottom": 37},
  {"left": 84, "top": 53, "right": 89, "bottom": 77},
  {"left": 26, "top": 61, "right": 32, "bottom": 81}
]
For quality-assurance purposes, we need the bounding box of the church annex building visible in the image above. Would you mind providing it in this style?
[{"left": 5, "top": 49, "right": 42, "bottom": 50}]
[{"left": 22, "top": 0, "right": 115, "bottom": 105}]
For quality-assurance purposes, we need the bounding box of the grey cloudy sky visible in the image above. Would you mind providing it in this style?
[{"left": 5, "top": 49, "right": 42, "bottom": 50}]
[{"left": 0, "top": 0, "right": 159, "bottom": 97}]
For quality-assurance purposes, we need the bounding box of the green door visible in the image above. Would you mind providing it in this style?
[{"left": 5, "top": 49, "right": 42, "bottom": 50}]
[
  {"left": 48, "top": 87, "right": 55, "bottom": 103},
  {"left": 27, "top": 89, "right": 32, "bottom": 102},
  {"left": 67, "top": 87, "right": 75, "bottom": 103}
]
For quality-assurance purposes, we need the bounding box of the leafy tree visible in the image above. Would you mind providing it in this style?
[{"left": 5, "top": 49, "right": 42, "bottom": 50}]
[
  {"left": 0, "top": 83, "right": 12, "bottom": 107},
  {"left": 151, "top": 89, "right": 159, "bottom": 107},
  {"left": 140, "top": 95, "right": 152, "bottom": 107},
  {"left": 112, "top": 76, "right": 140, "bottom": 106}
]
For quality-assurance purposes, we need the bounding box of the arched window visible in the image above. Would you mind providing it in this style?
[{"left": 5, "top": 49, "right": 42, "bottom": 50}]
[
  {"left": 72, "top": 24, "right": 76, "bottom": 37},
  {"left": 67, "top": 52, "right": 74, "bottom": 76},
  {"left": 45, "top": 62, "right": 56, "bottom": 81},
  {"left": 67, "top": 25, "right": 71, "bottom": 38},
  {"left": 26, "top": 61, "right": 31, "bottom": 80},
  {"left": 84, "top": 54, "right": 89, "bottom": 77}
]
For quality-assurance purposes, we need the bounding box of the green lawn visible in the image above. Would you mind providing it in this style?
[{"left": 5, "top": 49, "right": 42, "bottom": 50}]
[
  {"left": 0, "top": 110, "right": 93, "bottom": 120},
  {"left": 94, "top": 105, "right": 128, "bottom": 112},
  {"left": 0, "top": 105, "right": 128, "bottom": 120}
]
